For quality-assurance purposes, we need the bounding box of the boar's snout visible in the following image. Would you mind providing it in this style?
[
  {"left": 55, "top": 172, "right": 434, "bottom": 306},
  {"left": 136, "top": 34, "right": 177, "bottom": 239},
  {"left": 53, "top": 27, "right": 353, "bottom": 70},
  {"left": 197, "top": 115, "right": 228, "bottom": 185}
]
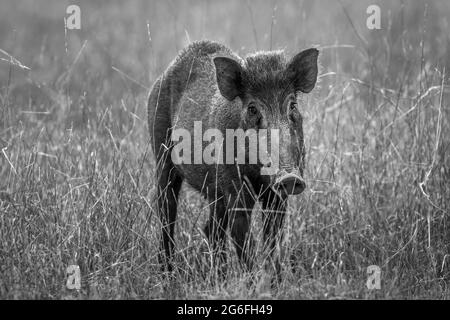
[{"left": 272, "top": 170, "right": 306, "bottom": 196}]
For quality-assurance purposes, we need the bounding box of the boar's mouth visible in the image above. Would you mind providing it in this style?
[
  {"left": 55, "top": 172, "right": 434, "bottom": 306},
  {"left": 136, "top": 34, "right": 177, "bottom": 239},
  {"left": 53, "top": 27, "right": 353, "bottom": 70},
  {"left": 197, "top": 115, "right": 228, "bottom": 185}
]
[{"left": 272, "top": 172, "right": 306, "bottom": 196}]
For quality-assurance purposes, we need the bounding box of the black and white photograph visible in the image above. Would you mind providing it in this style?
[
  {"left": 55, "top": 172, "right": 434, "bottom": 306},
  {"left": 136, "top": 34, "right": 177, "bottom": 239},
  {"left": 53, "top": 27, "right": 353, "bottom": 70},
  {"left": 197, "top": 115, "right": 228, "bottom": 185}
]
[{"left": 0, "top": 0, "right": 449, "bottom": 303}]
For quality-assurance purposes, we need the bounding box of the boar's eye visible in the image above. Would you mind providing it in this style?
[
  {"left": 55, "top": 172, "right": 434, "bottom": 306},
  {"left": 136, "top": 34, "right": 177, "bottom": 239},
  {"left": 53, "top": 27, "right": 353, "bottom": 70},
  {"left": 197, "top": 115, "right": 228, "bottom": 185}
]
[
  {"left": 289, "top": 101, "right": 298, "bottom": 112},
  {"left": 248, "top": 104, "right": 258, "bottom": 116},
  {"left": 289, "top": 101, "right": 299, "bottom": 122}
]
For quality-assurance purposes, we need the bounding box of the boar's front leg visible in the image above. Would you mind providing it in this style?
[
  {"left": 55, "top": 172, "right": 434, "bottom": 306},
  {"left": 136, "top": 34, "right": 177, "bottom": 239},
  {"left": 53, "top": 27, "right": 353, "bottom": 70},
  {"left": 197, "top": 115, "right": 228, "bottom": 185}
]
[
  {"left": 204, "top": 196, "right": 228, "bottom": 277},
  {"left": 227, "top": 188, "right": 256, "bottom": 272},
  {"left": 261, "top": 190, "right": 287, "bottom": 282}
]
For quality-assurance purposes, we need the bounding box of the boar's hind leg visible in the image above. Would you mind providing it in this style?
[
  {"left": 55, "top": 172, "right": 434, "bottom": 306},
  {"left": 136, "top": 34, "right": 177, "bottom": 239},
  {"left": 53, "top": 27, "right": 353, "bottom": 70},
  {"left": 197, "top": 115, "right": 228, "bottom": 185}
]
[
  {"left": 204, "top": 196, "right": 228, "bottom": 277},
  {"left": 261, "top": 190, "right": 287, "bottom": 282},
  {"left": 157, "top": 160, "right": 183, "bottom": 273}
]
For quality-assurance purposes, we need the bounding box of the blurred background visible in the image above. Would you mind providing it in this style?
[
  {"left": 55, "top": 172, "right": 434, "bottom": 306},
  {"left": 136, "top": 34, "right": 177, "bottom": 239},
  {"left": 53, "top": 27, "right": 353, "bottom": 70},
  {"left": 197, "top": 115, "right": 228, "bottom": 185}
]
[{"left": 1, "top": 0, "right": 449, "bottom": 106}]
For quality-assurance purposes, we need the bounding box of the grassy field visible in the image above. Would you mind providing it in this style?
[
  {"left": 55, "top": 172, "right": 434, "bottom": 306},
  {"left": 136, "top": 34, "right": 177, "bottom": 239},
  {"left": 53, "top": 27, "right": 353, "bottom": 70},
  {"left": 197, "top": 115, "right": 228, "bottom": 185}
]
[{"left": 0, "top": 0, "right": 449, "bottom": 299}]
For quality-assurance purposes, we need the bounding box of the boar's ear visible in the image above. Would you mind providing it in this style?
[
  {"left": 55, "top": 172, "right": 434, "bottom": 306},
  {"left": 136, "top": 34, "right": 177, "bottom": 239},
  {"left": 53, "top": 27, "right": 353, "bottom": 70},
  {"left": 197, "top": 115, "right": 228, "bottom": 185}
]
[
  {"left": 285, "top": 48, "right": 319, "bottom": 93},
  {"left": 213, "top": 56, "right": 244, "bottom": 101}
]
